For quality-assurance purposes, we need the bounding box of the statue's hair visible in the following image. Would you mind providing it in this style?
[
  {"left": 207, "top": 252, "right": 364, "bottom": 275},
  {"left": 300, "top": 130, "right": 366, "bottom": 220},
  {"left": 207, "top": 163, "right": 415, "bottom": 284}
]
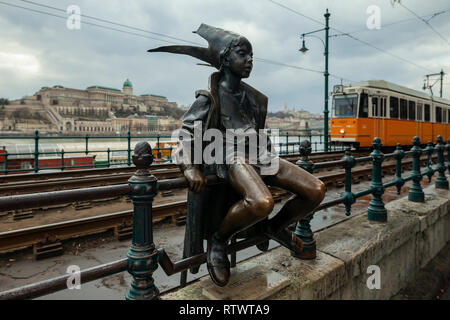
[{"left": 219, "top": 36, "right": 251, "bottom": 72}]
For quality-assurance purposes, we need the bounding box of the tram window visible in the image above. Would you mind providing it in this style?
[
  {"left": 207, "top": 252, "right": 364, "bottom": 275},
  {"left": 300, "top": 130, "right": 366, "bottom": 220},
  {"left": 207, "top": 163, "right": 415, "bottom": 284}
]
[
  {"left": 417, "top": 103, "right": 423, "bottom": 121},
  {"left": 436, "top": 106, "right": 442, "bottom": 123},
  {"left": 400, "top": 99, "right": 408, "bottom": 120},
  {"left": 443, "top": 109, "right": 447, "bottom": 123},
  {"left": 359, "top": 93, "right": 368, "bottom": 118},
  {"left": 390, "top": 96, "right": 399, "bottom": 119},
  {"left": 424, "top": 104, "right": 430, "bottom": 122},
  {"left": 332, "top": 94, "right": 358, "bottom": 118},
  {"left": 372, "top": 97, "right": 378, "bottom": 117},
  {"left": 408, "top": 101, "right": 416, "bottom": 120},
  {"left": 382, "top": 99, "right": 386, "bottom": 117}
]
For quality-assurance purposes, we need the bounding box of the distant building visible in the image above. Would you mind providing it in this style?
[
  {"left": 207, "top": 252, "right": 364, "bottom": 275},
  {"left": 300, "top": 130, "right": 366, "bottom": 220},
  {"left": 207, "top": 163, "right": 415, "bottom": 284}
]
[{"left": 5, "top": 79, "right": 180, "bottom": 134}]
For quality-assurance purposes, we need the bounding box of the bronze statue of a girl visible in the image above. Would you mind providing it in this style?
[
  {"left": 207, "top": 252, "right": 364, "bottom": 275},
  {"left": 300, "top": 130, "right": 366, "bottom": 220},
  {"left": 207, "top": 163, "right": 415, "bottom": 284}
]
[{"left": 149, "top": 24, "right": 325, "bottom": 287}]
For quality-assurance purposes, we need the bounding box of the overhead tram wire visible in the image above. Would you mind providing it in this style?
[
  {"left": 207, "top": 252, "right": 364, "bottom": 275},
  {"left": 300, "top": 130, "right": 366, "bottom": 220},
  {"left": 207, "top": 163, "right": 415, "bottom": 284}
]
[
  {"left": 0, "top": 1, "right": 178, "bottom": 45},
  {"left": 254, "top": 58, "right": 322, "bottom": 75},
  {"left": 254, "top": 57, "right": 356, "bottom": 83},
  {"left": 267, "top": 0, "right": 435, "bottom": 73},
  {"left": 18, "top": 0, "right": 357, "bottom": 82},
  {"left": 399, "top": 2, "right": 450, "bottom": 46},
  {"left": 18, "top": 0, "right": 203, "bottom": 46},
  {"left": 267, "top": 0, "right": 324, "bottom": 25},
  {"left": 1, "top": 1, "right": 356, "bottom": 82}
]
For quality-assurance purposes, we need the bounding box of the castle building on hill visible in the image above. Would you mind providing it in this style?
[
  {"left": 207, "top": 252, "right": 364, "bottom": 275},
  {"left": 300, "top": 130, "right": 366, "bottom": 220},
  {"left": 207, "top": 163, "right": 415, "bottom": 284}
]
[{"left": 5, "top": 79, "right": 180, "bottom": 134}]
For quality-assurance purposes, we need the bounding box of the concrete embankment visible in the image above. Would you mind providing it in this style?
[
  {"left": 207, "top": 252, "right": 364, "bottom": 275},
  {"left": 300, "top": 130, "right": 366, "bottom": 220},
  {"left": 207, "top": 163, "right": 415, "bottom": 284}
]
[{"left": 164, "top": 182, "right": 449, "bottom": 300}]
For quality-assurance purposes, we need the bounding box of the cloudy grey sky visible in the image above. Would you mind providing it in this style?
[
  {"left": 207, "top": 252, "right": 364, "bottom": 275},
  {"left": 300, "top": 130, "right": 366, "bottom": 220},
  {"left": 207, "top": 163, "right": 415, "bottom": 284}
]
[{"left": 1, "top": 0, "right": 449, "bottom": 113}]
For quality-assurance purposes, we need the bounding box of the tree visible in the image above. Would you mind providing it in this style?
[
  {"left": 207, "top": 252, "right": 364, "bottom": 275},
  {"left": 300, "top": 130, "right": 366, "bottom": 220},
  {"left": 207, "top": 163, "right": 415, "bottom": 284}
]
[{"left": 0, "top": 98, "right": 9, "bottom": 106}]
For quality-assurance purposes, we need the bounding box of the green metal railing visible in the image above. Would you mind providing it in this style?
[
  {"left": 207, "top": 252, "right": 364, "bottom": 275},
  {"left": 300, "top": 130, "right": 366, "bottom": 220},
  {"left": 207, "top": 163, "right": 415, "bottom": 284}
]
[
  {"left": 0, "top": 130, "right": 175, "bottom": 174},
  {"left": 0, "top": 135, "right": 448, "bottom": 300},
  {"left": 295, "top": 135, "right": 449, "bottom": 227},
  {"left": 0, "top": 129, "right": 339, "bottom": 174},
  {"left": 276, "top": 129, "right": 344, "bottom": 154}
]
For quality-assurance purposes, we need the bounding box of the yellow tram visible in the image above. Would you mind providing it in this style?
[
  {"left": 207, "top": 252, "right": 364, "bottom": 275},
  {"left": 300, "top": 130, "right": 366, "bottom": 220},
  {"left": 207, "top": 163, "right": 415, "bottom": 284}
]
[{"left": 330, "top": 80, "right": 449, "bottom": 148}]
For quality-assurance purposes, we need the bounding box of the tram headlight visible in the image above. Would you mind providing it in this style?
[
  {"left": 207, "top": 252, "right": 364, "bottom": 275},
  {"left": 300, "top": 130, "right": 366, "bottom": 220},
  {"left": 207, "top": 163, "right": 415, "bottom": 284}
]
[{"left": 340, "top": 129, "right": 345, "bottom": 134}]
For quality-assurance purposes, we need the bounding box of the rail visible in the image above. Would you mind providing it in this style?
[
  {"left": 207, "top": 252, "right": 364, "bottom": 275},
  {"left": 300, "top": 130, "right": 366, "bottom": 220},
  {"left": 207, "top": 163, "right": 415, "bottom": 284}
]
[{"left": 0, "top": 135, "right": 448, "bottom": 300}]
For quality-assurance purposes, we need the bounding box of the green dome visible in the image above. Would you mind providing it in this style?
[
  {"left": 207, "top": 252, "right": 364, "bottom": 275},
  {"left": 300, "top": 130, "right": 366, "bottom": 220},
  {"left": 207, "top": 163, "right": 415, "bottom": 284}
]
[{"left": 123, "top": 78, "right": 133, "bottom": 88}]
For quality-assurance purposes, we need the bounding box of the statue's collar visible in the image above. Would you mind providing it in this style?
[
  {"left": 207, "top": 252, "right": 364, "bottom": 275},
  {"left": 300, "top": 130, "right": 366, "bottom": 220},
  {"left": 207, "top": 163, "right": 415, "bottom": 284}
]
[{"left": 208, "top": 72, "right": 267, "bottom": 108}]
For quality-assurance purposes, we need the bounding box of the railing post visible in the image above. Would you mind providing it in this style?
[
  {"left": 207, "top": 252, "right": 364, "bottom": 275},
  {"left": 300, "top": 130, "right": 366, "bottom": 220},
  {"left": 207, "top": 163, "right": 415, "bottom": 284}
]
[
  {"left": 424, "top": 141, "right": 435, "bottom": 183},
  {"left": 446, "top": 139, "right": 450, "bottom": 173},
  {"left": 408, "top": 136, "right": 425, "bottom": 202},
  {"left": 393, "top": 143, "right": 405, "bottom": 194},
  {"left": 367, "top": 137, "right": 387, "bottom": 222},
  {"left": 61, "top": 149, "right": 65, "bottom": 171},
  {"left": 285, "top": 132, "right": 289, "bottom": 155},
  {"left": 169, "top": 145, "right": 173, "bottom": 163},
  {"left": 126, "top": 141, "right": 159, "bottom": 300},
  {"left": 107, "top": 148, "right": 111, "bottom": 167},
  {"left": 127, "top": 131, "right": 132, "bottom": 166},
  {"left": 435, "top": 135, "right": 449, "bottom": 189},
  {"left": 294, "top": 140, "right": 316, "bottom": 259},
  {"left": 85, "top": 134, "right": 89, "bottom": 155},
  {"left": 156, "top": 134, "right": 161, "bottom": 160},
  {"left": 341, "top": 147, "right": 356, "bottom": 216},
  {"left": 34, "top": 130, "right": 39, "bottom": 173}
]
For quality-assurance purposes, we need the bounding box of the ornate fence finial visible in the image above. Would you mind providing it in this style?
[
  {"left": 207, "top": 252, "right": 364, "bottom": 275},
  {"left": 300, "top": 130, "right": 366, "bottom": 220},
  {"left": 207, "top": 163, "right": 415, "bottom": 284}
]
[
  {"left": 132, "top": 141, "right": 154, "bottom": 172},
  {"left": 126, "top": 141, "right": 159, "bottom": 300},
  {"left": 424, "top": 141, "right": 435, "bottom": 183},
  {"left": 408, "top": 136, "right": 424, "bottom": 202},
  {"left": 393, "top": 143, "right": 405, "bottom": 195},
  {"left": 373, "top": 137, "right": 382, "bottom": 150},
  {"left": 446, "top": 140, "right": 450, "bottom": 173},
  {"left": 368, "top": 137, "right": 387, "bottom": 222},
  {"left": 435, "top": 135, "right": 449, "bottom": 189},
  {"left": 296, "top": 140, "right": 314, "bottom": 173}
]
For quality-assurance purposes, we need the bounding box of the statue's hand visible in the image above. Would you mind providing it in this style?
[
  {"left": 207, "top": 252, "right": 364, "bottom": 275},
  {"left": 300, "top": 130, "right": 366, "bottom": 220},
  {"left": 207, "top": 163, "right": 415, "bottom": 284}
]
[{"left": 184, "top": 167, "right": 205, "bottom": 193}]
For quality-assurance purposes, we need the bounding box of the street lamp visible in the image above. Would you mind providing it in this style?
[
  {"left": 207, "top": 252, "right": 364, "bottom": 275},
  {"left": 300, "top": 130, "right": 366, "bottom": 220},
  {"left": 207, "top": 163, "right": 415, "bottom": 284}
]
[
  {"left": 299, "top": 8, "right": 330, "bottom": 152},
  {"left": 299, "top": 38, "right": 308, "bottom": 53}
]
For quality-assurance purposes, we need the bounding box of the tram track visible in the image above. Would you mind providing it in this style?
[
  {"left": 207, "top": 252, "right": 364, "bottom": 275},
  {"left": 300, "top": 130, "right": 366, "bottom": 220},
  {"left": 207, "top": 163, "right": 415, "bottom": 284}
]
[
  {"left": 0, "top": 151, "right": 369, "bottom": 196},
  {"left": 0, "top": 154, "right": 436, "bottom": 256}
]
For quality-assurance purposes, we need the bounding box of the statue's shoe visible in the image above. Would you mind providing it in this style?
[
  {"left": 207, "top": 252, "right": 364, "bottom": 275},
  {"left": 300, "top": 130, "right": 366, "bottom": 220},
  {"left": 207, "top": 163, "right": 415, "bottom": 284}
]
[
  {"left": 262, "top": 225, "right": 303, "bottom": 255},
  {"left": 256, "top": 239, "right": 270, "bottom": 252},
  {"left": 207, "top": 234, "right": 230, "bottom": 287}
]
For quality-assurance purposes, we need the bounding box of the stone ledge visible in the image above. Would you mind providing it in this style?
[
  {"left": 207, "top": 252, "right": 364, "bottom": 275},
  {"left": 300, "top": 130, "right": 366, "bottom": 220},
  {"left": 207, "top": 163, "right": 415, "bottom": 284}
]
[{"left": 163, "top": 184, "right": 450, "bottom": 300}]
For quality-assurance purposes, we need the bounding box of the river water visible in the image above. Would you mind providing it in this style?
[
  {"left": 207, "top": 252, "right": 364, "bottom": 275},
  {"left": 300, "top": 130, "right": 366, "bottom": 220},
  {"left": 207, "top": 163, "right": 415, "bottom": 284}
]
[{"left": 0, "top": 134, "right": 327, "bottom": 162}]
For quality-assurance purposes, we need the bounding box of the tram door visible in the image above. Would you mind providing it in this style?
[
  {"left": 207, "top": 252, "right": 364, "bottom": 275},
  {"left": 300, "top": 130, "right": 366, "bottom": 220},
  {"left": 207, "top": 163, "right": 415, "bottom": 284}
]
[{"left": 372, "top": 96, "right": 387, "bottom": 143}]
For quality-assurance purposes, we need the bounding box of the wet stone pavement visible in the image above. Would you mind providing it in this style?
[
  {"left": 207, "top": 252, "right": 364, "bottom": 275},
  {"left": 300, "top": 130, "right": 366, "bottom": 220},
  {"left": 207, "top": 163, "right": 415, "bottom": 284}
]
[{"left": 0, "top": 170, "right": 445, "bottom": 300}]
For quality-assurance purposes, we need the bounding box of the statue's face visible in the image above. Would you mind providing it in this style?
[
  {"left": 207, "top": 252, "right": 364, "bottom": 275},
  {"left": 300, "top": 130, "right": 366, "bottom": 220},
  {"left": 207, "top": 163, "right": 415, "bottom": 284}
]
[{"left": 226, "top": 39, "right": 253, "bottom": 78}]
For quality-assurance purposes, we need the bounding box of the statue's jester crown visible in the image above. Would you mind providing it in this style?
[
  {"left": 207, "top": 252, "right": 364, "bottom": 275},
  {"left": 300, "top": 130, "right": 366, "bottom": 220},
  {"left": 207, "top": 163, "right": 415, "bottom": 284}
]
[{"left": 148, "top": 23, "right": 249, "bottom": 70}]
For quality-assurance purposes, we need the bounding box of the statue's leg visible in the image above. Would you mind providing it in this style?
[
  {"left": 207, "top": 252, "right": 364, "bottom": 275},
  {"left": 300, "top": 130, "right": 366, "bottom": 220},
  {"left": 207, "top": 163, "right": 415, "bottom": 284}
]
[
  {"left": 207, "top": 163, "right": 274, "bottom": 287},
  {"left": 216, "top": 163, "right": 274, "bottom": 241},
  {"left": 264, "top": 158, "right": 325, "bottom": 234}
]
